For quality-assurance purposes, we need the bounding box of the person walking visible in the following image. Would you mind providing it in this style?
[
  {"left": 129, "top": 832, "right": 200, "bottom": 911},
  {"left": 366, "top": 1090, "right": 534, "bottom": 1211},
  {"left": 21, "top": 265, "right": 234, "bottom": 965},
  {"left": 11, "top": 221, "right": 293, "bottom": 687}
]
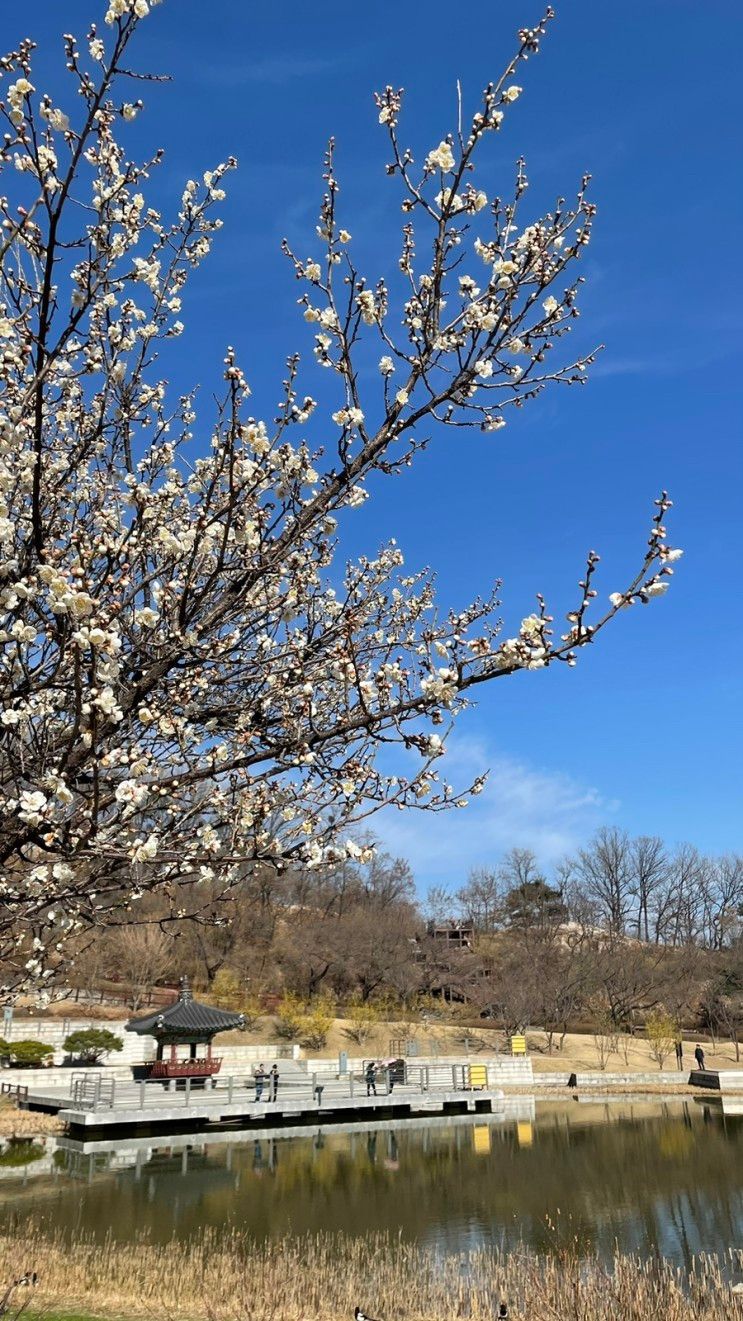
[
  {"left": 269, "top": 1063, "right": 279, "bottom": 1101},
  {"left": 254, "top": 1062, "right": 266, "bottom": 1101},
  {"left": 675, "top": 1039, "right": 684, "bottom": 1071},
  {"left": 694, "top": 1043, "right": 706, "bottom": 1071},
  {"left": 365, "top": 1061, "right": 377, "bottom": 1096}
]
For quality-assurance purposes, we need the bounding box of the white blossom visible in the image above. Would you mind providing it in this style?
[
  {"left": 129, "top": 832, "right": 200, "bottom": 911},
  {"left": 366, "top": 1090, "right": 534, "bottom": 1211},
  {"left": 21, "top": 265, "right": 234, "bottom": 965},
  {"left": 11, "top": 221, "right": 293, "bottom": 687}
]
[
  {"left": 115, "top": 779, "right": 149, "bottom": 807},
  {"left": 19, "top": 790, "right": 48, "bottom": 825},
  {"left": 0, "top": 6, "right": 673, "bottom": 994},
  {"left": 643, "top": 580, "right": 669, "bottom": 600},
  {"left": 132, "top": 833, "right": 159, "bottom": 862},
  {"left": 425, "top": 140, "right": 455, "bottom": 173},
  {"left": 135, "top": 606, "right": 160, "bottom": 627}
]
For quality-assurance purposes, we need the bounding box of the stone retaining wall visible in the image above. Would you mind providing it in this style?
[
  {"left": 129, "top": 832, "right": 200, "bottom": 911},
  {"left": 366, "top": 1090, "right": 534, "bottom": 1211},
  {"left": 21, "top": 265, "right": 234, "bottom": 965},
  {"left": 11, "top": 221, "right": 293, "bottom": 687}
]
[
  {"left": 530, "top": 1070, "right": 690, "bottom": 1087},
  {"left": 0, "top": 1044, "right": 303, "bottom": 1093},
  {"left": 1, "top": 1020, "right": 302, "bottom": 1074}
]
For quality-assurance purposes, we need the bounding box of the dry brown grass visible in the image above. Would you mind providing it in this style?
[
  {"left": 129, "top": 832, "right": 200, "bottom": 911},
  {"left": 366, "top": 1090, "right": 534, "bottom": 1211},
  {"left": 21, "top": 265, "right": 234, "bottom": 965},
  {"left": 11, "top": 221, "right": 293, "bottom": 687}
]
[
  {"left": 11, "top": 998, "right": 127, "bottom": 1021},
  {"left": 220, "top": 1017, "right": 743, "bottom": 1077},
  {"left": 524, "top": 1030, "right": 742, "bottom": 1075},
  {"left": 0, "top": 1100, "right": 63, "bottom": 1138},
  {"left": 2, "top": 1225, "right": 743, "bottom": 1320}
]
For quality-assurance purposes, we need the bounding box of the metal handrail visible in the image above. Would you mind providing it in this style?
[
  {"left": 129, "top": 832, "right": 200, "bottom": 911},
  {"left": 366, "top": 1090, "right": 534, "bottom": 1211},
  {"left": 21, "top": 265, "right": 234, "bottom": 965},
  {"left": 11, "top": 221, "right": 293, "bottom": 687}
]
[
  {"left": 57, "top": 1064, "right": 498, "bottom": 1113},
  {"left": 0, "top": 1081, "right": 28, "bottom": 1102},
  {"left": 70, "top": 1071, "right": 116, "bottom": 1108}
]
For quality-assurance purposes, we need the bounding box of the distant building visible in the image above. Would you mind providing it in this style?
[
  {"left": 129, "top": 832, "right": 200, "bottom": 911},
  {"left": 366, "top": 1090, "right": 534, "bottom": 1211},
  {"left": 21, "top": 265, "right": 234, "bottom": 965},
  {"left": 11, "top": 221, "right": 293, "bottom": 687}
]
[{"left": 425, "top": 921, "right": 475, "bottom": 950}]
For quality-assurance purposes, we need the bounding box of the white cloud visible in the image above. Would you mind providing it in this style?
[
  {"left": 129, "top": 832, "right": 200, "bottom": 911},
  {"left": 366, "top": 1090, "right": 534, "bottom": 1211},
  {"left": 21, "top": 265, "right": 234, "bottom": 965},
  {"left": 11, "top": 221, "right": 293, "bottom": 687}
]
[{"left": 373, "top": 734, "right": 614, "bottom": 887}]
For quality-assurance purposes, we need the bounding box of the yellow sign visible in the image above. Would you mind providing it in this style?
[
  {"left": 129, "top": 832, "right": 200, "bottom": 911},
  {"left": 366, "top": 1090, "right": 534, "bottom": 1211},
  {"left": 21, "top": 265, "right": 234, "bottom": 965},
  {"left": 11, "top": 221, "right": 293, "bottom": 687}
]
[
  {"left": 510, "top": 1035, "right": 527, "bottom": 1056},
  {"left": 516, "top": 1121, "right": 533, "bottom": 1148},
  {"left": 469, "top": 1064, "right": 488, "bottom": 1090},
  {"left": 473, "top": 1125, "right": 491, "bottom": 1155}
]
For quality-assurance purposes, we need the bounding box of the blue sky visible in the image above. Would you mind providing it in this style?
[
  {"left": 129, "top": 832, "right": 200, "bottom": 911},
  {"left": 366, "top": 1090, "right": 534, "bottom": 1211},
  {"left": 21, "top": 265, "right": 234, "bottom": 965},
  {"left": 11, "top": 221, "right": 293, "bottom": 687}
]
[{"left": 16, "top": 1, "right": 743, "bottom": 885}]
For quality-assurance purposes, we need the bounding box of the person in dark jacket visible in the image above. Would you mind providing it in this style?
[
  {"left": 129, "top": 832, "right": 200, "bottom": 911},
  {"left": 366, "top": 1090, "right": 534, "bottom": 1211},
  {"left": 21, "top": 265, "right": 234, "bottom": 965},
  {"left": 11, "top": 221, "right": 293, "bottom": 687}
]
[
  {"left": 365, "top": 1061, "right": 377, "bottom": 1096},
  {"left": 253, "top": 1063, "right": 266, "bottom": 1101},
  {"left": 269, "top": 1063, "right": 279, "bottom": 1101},
  {"left": 694, "top": 1043, "right": 706, "bottom": 1071}
]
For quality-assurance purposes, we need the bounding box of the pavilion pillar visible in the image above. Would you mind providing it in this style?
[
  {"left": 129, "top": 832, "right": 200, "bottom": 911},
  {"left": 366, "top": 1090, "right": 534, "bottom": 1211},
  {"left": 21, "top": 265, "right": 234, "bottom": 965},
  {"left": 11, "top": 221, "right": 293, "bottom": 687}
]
[
  {"left": 170, "top": 1042, "right": 177, "bottom": 1065},
  {"left": 207, "top": 1040, "right": 212, "bottom": 1061},
  {"left": 190, "top": 1043, "right": 197, "bottom": 1060}
]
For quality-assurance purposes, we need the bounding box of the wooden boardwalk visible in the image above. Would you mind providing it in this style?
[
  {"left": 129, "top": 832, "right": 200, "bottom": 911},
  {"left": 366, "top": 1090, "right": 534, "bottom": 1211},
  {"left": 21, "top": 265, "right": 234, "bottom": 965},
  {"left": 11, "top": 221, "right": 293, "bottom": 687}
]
[{"left": 23, "top": 1072, "right": 505, "bottom": 1135}]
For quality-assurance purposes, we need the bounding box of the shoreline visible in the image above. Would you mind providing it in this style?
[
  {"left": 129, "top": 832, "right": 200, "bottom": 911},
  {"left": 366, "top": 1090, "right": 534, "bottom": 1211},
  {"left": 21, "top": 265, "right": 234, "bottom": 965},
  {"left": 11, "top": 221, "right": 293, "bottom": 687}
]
[{"left": 506, "top": 1079, "right": 711, "bottom": 1097}]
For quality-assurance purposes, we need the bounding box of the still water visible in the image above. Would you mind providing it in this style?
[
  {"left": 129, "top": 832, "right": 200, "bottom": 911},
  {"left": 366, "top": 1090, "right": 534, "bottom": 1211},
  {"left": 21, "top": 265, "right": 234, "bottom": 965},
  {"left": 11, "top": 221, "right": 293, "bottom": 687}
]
[{"left": 3, "top": 1098, "right": 743, "bottom": 1266}]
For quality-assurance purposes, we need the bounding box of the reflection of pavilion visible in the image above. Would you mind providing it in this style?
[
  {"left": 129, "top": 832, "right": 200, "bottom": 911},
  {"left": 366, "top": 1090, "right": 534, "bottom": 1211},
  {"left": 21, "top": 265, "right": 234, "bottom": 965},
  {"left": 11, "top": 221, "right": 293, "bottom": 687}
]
[{"left": 126, "top": 977, "right": 244, "bottom": 1081}]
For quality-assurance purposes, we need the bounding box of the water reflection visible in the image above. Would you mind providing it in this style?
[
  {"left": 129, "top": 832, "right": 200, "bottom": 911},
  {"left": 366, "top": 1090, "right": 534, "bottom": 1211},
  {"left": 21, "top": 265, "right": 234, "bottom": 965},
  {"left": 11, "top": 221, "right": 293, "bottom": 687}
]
[{"left": 1, "top": 1099, "right": 742, "bottom": 1268}]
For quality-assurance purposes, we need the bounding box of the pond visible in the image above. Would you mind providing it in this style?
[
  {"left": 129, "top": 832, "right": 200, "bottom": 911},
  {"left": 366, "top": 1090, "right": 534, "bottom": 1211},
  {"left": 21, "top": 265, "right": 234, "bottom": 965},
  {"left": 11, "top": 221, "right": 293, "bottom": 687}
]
[{"left": 2, "top": 1097, "right": 743, "bottom": 1268}]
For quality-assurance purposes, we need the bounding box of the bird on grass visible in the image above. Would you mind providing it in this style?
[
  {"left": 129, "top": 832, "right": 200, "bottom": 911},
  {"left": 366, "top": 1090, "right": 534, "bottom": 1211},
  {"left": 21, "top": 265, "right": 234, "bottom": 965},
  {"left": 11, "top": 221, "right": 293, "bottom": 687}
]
[
  {"left": 355, "top": 1308, "right": 380, "bottom": 1321},
  {"left": 0, "top": 1273, "right": 39, "bottom": 1318}
]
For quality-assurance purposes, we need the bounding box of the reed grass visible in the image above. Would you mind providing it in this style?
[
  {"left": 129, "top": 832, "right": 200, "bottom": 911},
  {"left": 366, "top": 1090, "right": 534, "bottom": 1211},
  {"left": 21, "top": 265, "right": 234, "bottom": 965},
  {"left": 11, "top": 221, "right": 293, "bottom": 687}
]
[
  {"left": 3, "top": 1224, "right": 743, "bottom": 1321},
  {"left": 0, "top": 1102, "right": 63, "bottom": 1138}
]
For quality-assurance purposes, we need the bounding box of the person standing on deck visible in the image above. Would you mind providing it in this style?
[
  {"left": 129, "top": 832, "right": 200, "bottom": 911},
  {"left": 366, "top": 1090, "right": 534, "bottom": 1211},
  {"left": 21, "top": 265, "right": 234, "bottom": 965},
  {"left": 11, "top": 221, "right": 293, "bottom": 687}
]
[
  {"left": 254, "top": 1063, "right": 266, "bottom": 1101},
  {"left": 694, "top": 1043, "right": 706, "bottom": 1071}
]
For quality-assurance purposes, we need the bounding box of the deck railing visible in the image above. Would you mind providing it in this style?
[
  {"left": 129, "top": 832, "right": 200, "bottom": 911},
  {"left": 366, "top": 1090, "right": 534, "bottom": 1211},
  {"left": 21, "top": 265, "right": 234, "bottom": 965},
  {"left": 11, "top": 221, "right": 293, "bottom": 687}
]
[
  {"left": 60, "top": 1062, "right": 499, "bottom": 1112},
  {"left": 0, "top": 1081, "right": 28, "bottom": 1102}
]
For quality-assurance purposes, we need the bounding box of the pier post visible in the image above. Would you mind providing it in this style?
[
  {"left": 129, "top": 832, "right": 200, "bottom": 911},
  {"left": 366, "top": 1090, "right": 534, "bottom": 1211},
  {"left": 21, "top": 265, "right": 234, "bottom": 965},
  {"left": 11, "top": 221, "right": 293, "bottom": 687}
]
[
  {"left": 139, "top": 1080, "right": 146, "bottom": 1109},
  {"left": 228, "top": 1075, "right": 234, "bottom": 1104},
  {"left": 184, "top": 1077, "right": 191, "bottom": 1107}
]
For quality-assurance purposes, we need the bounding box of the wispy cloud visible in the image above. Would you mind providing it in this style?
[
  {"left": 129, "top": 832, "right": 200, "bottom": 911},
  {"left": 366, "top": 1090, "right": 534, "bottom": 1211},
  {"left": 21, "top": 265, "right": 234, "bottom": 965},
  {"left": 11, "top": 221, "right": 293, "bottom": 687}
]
[
  {"left": 589, "top": 342, "right": 738, "bottom": 381},
  {"left": 195, "top": 53, "right": 353, "bottom": 89},
  {"left": 588, "top": 355, "right": 673, "bottom": 380},
  {"left": 372, "top": 734, "right": 615, "bottom": 889}
]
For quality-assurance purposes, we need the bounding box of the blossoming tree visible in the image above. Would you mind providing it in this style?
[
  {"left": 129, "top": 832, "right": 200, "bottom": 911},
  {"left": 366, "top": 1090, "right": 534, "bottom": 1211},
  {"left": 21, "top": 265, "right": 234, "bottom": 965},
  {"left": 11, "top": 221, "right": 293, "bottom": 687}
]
[{"left": 0, "top": 2, "right": 679, "bottom": 994}]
